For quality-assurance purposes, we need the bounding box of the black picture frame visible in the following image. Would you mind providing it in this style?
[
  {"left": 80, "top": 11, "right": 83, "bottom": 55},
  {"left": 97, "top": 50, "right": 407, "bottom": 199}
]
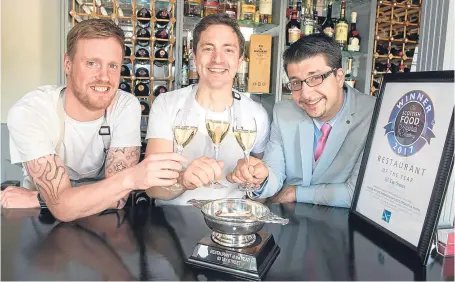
[{"left": 350, "top": 70, "right": 454, "bottom": 266}]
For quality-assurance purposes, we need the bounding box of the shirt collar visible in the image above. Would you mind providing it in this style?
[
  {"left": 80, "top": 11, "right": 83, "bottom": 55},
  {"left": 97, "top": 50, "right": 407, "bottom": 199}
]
[{"left": 313, "top": 88, "right": 348, "bottom": 130}]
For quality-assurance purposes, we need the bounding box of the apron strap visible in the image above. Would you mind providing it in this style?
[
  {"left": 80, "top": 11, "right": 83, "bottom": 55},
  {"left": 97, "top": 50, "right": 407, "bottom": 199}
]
[{"left": 56, "top": 87, "right": 66, "bottom": 155}]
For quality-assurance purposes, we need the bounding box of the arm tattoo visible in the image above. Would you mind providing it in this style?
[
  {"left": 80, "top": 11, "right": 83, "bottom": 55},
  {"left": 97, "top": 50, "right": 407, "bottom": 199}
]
[
  {"left": 105, "top": 147, "right": 140, "bottom": 208},
  {"left": 24, "top": 155, "right": 68, "bottom": 205},
  {"left": 105, "top": 147, "right": 140, "bottom": 177}
]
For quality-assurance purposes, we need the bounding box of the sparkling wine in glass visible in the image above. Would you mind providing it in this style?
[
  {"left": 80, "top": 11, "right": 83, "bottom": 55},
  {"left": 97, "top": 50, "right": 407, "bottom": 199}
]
[
  {"left": 205, "top": 106, "right": 231, "bottom": 189},
  {"left": 166, "top": 109, "right": 199, "bottom": 192},
  {"left": 233, "top": 115, "right": 257, "bottom": 192}
]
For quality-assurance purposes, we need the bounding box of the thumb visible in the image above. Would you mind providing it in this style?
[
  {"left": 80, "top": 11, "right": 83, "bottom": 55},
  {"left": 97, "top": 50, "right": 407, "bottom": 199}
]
[{"left": 217, "top": 160, "right": 225, "bottom": 169}]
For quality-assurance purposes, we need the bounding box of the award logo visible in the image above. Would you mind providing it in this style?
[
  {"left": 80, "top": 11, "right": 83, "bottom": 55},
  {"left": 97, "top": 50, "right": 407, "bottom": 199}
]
[{"left": 384, "top": 90, "right": 435, "bottom": 157}]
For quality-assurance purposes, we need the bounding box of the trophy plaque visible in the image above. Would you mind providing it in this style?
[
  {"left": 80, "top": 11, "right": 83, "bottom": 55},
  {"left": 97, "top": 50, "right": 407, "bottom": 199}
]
[{"left": 186, "top": 199, "right": 289, "bottom": 280}]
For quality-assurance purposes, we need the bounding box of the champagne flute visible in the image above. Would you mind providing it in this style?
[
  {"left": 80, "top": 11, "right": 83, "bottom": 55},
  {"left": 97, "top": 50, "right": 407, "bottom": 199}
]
[
  {"left": 233, "top": 115, "right": 258, "bottom": 192},
  {"left": 165, "top": 109, "right": 199, "bottom": 192},
  {"left": 205, "top": 106, "right": 231, "bottom": 189}
]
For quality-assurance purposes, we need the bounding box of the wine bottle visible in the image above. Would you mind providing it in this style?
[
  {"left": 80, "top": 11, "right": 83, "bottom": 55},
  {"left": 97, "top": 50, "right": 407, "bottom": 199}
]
[
  {"left": 136, "top": 7, "right": 151, "bottom": 27},
  {"left": 136, "top": 28, "right": 151, "bottom": 47},
  {"left": 156, "top": 8, "right": 170, "bottom": 20},
  {"left": 154, "top": 48, "right": 169, "bottom": 67},
  {"left": 322, "top": 3, "right": 334, "bottom": 37},
  {"left": 344, "top": 57, "right": 355, "bottom": 88},
  {"left": 140, "top": 101, "right": 150, "bottom": 115},
  {"left": 135, "top": 82, "right": 150, "bottom": 96},
  {"left": 125, "top": 45, "right": 132, "bottom": 57},
  {"left": 135, "top": 48, "right": 150, "bottom": 58},
  {"left": 335, "top": 0, "right": 348, "bottom": 50},
  {"left": 119, "top": 81, "right": 132, "bottom": 93},
  {"left": 376, "top": 45, "right": 388, "bottom": 55},
  {"left": 286, "top": 10, "right": 301, "bottom": 46},
  {"left": 153, "top": 85, "right": 168, "bottom": 97},
  {"left": 347, "top": 12, "right": 361, "bottom": 52},
  {"left": 121, "top": 65, "right": 131, "bottom": 76},
  {"left": 135, "top": 67, "right": 150, "bottom": 78},
  {"left": 182, "top": 39, "right": 189, "bottom": 87}
]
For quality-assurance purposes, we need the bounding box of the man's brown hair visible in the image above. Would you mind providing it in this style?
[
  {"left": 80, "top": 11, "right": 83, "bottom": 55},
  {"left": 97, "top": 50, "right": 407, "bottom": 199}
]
[{"left": 66, "top": 19, "right": 125, "bottom": 59}]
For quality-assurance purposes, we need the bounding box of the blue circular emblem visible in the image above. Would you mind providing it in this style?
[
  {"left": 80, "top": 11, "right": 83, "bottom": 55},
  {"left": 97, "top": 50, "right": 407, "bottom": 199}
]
[{"left": 384, "top": 90, "right": 435, "bottom": 157}]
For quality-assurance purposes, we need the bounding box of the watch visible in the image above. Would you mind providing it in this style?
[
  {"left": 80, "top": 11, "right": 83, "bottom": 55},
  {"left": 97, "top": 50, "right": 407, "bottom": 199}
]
[{"left": 37, "top": 193, "right": 48, "bottom": 209}]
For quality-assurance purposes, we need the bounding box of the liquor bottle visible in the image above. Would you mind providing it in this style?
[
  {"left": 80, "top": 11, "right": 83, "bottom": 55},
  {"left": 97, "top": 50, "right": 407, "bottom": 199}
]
[
  {"left": 154, "top": 49, "right": 169, "bottom": 67},
  {"left": 136, "top": 28, "right": 151, "bottom": 47},
  {"left": 140, "top": 101, "right": 150, "bottom": 115},
  {"left": 185, "top": 0, "right": 203, "bottom": 17},
  {"left": 119, "top": 81, "right": 131, "bottom": 93},
  {"left": 347, "top": 12, "right": 361, "bottom": 51},
  {"left": 125, "top": 45, "right": 132, "bottom": 57},
  {"left": 121, "top": 65, "right": 131, "bottom": 76},
  {"left": 241, "top": 0, "right": 257, "bottom": 23},
  {"left": 286, "top": 11, "right": 301, "bottom": 46},
  {"left": 135, "top": 48, "right": 150, "bottom": 58},
  {"left": 219, "top": 0, "right": 239, "bottom": 19},
  {"left": 136, "top": 7, "right": 151, "bottom": 28},
  {"left": 296, "top": 0, "right": 302, "bottom": 18},
  {"left": 203, "top": 1, "right": 219, "bottom": 17},
  {"left": 344, "top": 57, "right": 355, "bottom": 88},
  {"left": 135, "top": 67, "right": 150, "bottom": 78},
  {"left": 135, "top": 82, "right": 150, "bottom": 96},
  {"left": 182, "top": 40, "right": 190, "bottom": 87},
  {"left": 313, "top": 10, "right": 321, "bottom": 34},
  {"left": 259, "top": 0, "right": 272, "bottom": 18},
  {"left": 153, "top": 85, "right": 168, "bottom": 97},
  {"left": 301, "top": 3, "right": 314, "bottom": 36},
  {"left": 322, "top": 3, "right": 334, "bottom": 38},
  {"left": 335, "top": 0, "right": 348, "bottom": 50},
  {"left": 236, "top": 56, "right": 249, "bottom": 92},
  {"left": 188, "top": 40, "right": 199, "bottom": 85}
]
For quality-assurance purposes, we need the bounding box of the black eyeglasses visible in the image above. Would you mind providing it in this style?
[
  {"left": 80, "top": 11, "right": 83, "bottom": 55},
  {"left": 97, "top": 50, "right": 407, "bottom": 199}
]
[{"left": 287, "top": 68, "right": 337, "bottom": 91}]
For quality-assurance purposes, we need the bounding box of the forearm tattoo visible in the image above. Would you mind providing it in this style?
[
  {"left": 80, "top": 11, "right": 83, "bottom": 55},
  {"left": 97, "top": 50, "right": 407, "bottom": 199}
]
[
  {"left": 24, "top": 155, "right": 67, "bottom": 205},
  {"left": 105, "top": 147, "right": 140, "bottom": 208}
]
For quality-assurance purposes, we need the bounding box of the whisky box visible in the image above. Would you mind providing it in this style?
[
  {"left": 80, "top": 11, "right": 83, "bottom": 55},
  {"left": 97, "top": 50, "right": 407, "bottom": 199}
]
[{"left": 248, "top": 34, "right": 272, "bottom": 93}]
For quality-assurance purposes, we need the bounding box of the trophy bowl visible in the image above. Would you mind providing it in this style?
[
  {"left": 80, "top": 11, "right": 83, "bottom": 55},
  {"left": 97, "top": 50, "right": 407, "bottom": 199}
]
[{"left": 188, "top": 198, "right": 289, "bottom": 248}]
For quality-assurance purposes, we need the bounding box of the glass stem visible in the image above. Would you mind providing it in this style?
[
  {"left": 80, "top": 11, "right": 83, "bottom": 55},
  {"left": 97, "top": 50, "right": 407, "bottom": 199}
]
[
  {"left": 214, "top": 145, "right": 220, "bottom": 161},
  {"left": 176, "top": 145, "right": 184, "bottom": 155}
]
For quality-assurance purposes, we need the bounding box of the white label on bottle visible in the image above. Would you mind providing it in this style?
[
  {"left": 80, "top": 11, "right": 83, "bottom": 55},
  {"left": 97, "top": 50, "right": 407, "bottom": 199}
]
[
  {"left": 304, "top": 22, "right": 313, "bottom": 36},
  {"left": 323, "top": 27, "right": 334, "bottom": 37},
  {"left": 259, "top": 0, "right": 273, "bottom": 15},
  {"left": 289, "top": 27, "right": 301, "bottom": 43},
  {"left": 348, "top": 38, "right": 360, "bottom": 51}
]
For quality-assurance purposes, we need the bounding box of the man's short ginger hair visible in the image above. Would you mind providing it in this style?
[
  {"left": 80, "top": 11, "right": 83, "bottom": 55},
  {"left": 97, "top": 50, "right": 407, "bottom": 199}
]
[{"left": 66, "top": 19, "right": 125, "bottom": 59}]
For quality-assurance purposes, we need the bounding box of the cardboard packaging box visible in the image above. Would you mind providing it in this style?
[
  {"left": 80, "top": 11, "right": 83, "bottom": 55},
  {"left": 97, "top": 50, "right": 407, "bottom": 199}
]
[{"left": 248, "top": 34, "right": 272, "bottom": 93}]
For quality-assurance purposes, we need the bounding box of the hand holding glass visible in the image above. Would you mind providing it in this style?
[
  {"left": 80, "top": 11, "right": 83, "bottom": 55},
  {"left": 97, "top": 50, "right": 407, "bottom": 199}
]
[
  {"left": 166, "top": 109, "right": 199, "bottom": 192},
  {"left": 233, "top": 115, "right": 258, "bottom": 192},
  {"left": 205, "top": 106, "right": 231, "bottom": 189}
]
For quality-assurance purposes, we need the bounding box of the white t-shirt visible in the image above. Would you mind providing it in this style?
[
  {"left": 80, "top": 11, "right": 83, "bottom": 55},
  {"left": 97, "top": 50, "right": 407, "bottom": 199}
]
[
  {"left": 146, "top": 84, "right": 270, "bottom": 205},
  {"left": 8, "top": 85, "right": 141, "bottom": 188}
]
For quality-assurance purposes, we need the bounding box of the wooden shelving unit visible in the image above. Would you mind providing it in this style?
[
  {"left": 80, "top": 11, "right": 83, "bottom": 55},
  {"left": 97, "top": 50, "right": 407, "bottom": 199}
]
[{"left": 370, "top": 0, "right": 422, "bottom": 96}]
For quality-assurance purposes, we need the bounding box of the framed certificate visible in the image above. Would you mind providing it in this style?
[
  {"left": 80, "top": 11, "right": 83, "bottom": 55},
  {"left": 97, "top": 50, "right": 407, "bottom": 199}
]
[{"left": 350, "top": 70, "right": 454, "bottom": 266}]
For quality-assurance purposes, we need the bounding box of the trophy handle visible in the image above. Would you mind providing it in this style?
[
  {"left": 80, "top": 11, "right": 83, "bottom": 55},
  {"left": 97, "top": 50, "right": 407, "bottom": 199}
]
[
  {"left": 257, "top": 212, "right": 289, "bottom": 225},
  {"left": 187, "top": 199, "right": 211, "bottom": 209}
]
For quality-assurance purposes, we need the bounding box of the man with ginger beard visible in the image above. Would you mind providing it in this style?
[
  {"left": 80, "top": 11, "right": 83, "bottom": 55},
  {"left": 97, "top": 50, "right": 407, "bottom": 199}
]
[
  {"left": 1, "top": 19, "right": 186, "bottom": 221},
  {"left": 228, "top": 34, "right": 376, "bottom": 208}
]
